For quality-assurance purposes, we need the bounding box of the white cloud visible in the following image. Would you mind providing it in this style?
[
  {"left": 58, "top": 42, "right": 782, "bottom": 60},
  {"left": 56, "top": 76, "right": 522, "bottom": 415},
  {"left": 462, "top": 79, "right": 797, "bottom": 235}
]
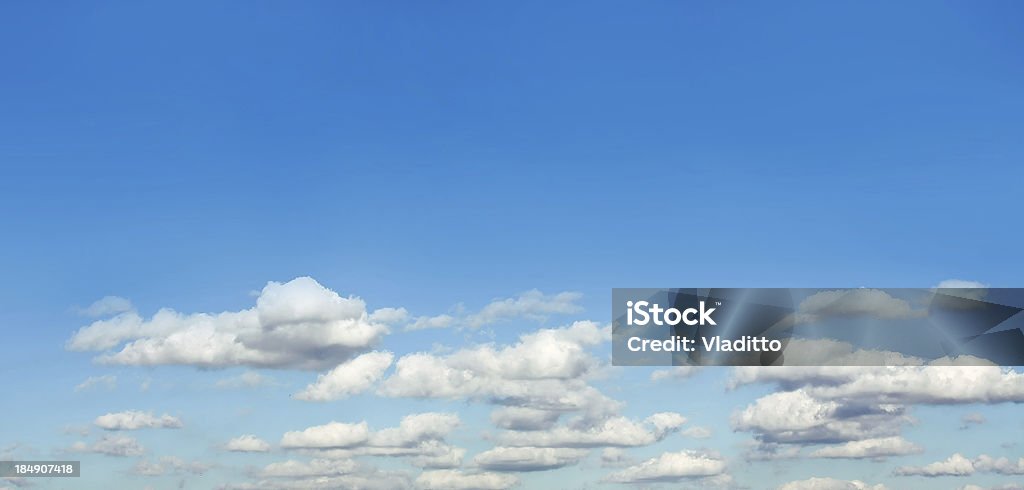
[
  {"left": 798, "top": 289, "right": 924, "bottom": 322},
  {"left": 294, "top": 351, "right": 393, "bottom": 401},
  {"left": 80, "top": 296, "right": 134, "bottom": 317},
  {"left": 603, "top": 450, "right": 727, "bottom": 483},
  {"left": 473, "top": 446, "right": 588, "bottom": 472},
  {"left": 416, "top": 469, "right": 518, "bottom": 490},
  {"left": 600, "top": 448, "right": 633, "bottom": 467},
  {"left": 75, "top": 374, "right": 117, "bottom": 392},
  {"left": 407, "top": 314, "right": 456, "bottom": 331},
  {"left": 961, "top": 412, "right": 987, "bottom": 429},
  {"left": 731, "top": 390, "right": 908, "bottom": 444},
  {"left": 280, "top": 421, "right": 371, "bottom": 449},
  {"left": 808, "top": 437, "right": 922, "bottom": 459},
  {"left": 895, "top": 452, "right": 976, "bottom": 476},
  {"left": 94, "top": 410, "right": 183, "bottom": 430},
  {"left": 380, "top": 321, "right": 617, "bottom": 420},
  {"left": 369, "top": 307, "right": 409, "bottom": 325},
  {"left": 497, "top": 413, "right": 686, "bottom": 448},
  {"left": 464, "top": 290, "right": 583, "bottom": 328},
  {"left": 225, "top": 435, "right": 271, "bottom": 453},
  {"left": 71, "top": 435, "right": 145, "bottom": 457},
  {"left": 260, "top": 458, "right": 357, "bottom": 478},
  {"left": 777, "top": 477, "right": 888, "bottom": 490},
  {"left": 66, "top": 277, "right": 389, "bottom": 370}
]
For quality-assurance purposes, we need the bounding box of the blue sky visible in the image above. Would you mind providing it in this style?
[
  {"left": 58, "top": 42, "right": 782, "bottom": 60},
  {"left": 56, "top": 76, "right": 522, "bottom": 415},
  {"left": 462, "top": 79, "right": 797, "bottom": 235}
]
[{"left": 2, "top": 2, "right": 1023, "bottom": 489}]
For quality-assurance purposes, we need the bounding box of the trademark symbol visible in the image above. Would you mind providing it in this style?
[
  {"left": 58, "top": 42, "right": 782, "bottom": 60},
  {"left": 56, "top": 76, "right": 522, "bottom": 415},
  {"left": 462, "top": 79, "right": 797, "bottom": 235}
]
[{"left": 716, "top": 301, "right": 722, "bottom": 306}]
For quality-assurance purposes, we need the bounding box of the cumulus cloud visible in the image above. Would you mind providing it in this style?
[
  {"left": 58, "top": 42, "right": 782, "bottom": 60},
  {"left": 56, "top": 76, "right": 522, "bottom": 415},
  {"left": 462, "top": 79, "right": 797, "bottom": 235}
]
[
  {"left": 70, "top": 435, "right": 145, "bottom": 457},
  {"left": 380, "top": 321, "right": 617, "bottom": 421},
  {"left": 280, "top": 413, "right": 464, "bottom": 469},
  {"left": 225, "top": 435, "right": 271, "bottom": 453},
  {"left": 416, "top": 469, "right": 518, "bottom": 490},
  {"left": 66, "top": 277, "right": 389, "bottom": 370},
  {"left": 896, "top": 453, "right": 1024, "bottom": 477},
  {"left": 473, "top": 446, "right": 588, "bottom": 472},
  {"left": 94, "top": 410, "right": 183, "bottom": 430},
  {"left": 731, "top": 390, "right": 908, "bottom": 444},
  {"left": 603, "top": 450, "right": 727, "bottom": 483},
  {"left": 497, "top": 413, "right": 686, "bottom": 448},
  {"left": 75, "top": 374, "right": 117, "bottom": 392},
  {"left": 808, "top": 437, "right": 922, "bottom": 459},
  {"left": 490, "top": 407, "right": 560, "bottom": 431},
  {"left": 777, "top": 477, "right": 888, "bottom": 490},
  {"left": 650, "top": 366, "right": 700, "bottom": 382},
  {"left": 294, "top": 351, "right": 393, "bottom": 401}
]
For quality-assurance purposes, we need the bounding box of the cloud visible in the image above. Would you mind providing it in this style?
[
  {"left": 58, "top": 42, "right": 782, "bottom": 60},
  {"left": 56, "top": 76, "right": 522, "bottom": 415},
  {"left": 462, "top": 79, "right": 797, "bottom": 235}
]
[
  {"left": 731, "top": 390, "right": 908, "bottom": 444},
  {"left": 497, "top": 413, "right": 686, "bottom": 448},
  {"left": 650, "top": 366, "right": 700, "bottom": 382},
  {"left": 473, "top": 446, "right": 588, "bottom": 472},
  {"left": 777, "top": 477, "right": 888, "bottom": 490},
  {"left": 464, "top": 290, "right": 583, "bottom": 328},
  {"left": 961, "top": 412, "right": 987, "bottom": 429},
  {"left": 369, "top": 307, "right": 409, "bottom": 325},
  {"left": 797, "top": 289, "right": 924, "bottom": 322},
  {"left": 216, "top": 371, "right": 278, "bottom": 389},
  {"left": 895, "top": 453, "right": 976, "bottom": 476},
  {"left": 280, "top": 413, "right": 463, "bottom": 469},
  {"left": 80, "top": 296, "right": 134, "bottom": 317},
  {"left": 225, "top": 435, "right": 271, "bottom": 453},
  {"left": 133, "top": 456, "right": 210, "bottom": 476},
  {"left": 603, "top": 450, "right": 727, "bottom": 483},
  {"left": 66, "top": 277, "right": 389, "bottom": 370},
  {"left": 70, "top": 435, "right": 145, "bottom": 457},
  {"left": 94, "top": 410, "right": 183, "bottom": 430},
  {"left": 294, "top": 351, "right": 393, "bottom": 401},
  {"left": 600, "top": 448, "right": 634, "bottom": 468},
  {"left": 75, "top": 374, "right": 117, "bottom": 392},
  {"left": 489, "top": 407, "right": 560, "bottom": 431},
  {"left": 260, "top": 458, "right": 357, "bottom": 478},
  {"left": 808, "top": 437, "right": 922, "bottom": 459},
  {"left": 404, "top": 290, "right": 584, "bottom": 331},
  {"left": 416, "top": 469, "right": 518, "bottom": 490},
  {"left": 380, "top": 321, "right": 617, "bottom": 420}
]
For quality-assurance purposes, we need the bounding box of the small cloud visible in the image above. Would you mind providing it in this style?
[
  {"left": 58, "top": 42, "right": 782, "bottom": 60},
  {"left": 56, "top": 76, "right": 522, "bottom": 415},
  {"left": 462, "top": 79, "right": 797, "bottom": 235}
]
[
  {"left": 961, "top": 413, "right": 987, "bottom": 430},
  {"left": 75, "top": 375, "right": 117, "bottom": 393},
  {"left": 224, "top": 435, "right": 271, "bottom": 453},
  {"left": 94, "top": 410, "right": 183, "bottom": 431},
  {"left": 79, "top": 296, "right": 134, "bottom": 317}
]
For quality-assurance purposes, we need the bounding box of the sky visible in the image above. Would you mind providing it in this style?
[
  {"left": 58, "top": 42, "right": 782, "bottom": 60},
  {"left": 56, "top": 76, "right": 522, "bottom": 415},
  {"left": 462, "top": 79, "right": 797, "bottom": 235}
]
[{"left": 1, "top": 1, "right": 1023, "bottom": 489}]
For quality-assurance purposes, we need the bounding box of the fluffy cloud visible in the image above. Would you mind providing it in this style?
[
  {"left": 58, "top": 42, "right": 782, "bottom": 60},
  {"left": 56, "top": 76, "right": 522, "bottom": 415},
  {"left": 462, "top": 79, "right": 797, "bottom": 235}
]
[
  {"left": 808, "top": 437, "right": 922, "bottom": 459},
  {"left": 294, "top": 351, "right": 393, "bottom": 401},
  {"left": 473, "top": 447, "right": 588, "bottom": 472},
  {"left": 651, "top": 366, "right": 700, "bottom": 382},
  {"left": 66, "top": 277, "right": 389, "bottom": 370},
  {"left": 497, "top": 413, "right": 686, "bottom": 448},
  {"left": 94, "top": 410, "right": 183, "bottom": 430},
  {"left": 603, "top": 450, "right": 727, "bottom": 483},
  {"left": 732, "top": 390, "right": 908, "bottom": 444},
  {"left": 416, "top": 469, "right": 518, "bottom": 490},
  {"left": 895, "top": 453, "right": 976, "bottom": 476},
  {"left": 260, "top": 458, "right": 357, "bottom": 478},
  {"left": 777, "top": 477, "right": 888, "bottom": 490},
  {"left": 280, "top": 413, "right": 463, "bottom": 469},
  {"left": 70, "top": 435, "right": 145, "bottom": 457},
  {"left": 75, "top": 374, "right": 117, "bottom": 392},
  {"left": 896, "top": 453, "right": 1024, "bottom": 477},
  {"left": 225, "top": 435, "right": 271, "bottom": 453},
  {"left": 380, "top": 321, "right": 617, "bottom": 420}
]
